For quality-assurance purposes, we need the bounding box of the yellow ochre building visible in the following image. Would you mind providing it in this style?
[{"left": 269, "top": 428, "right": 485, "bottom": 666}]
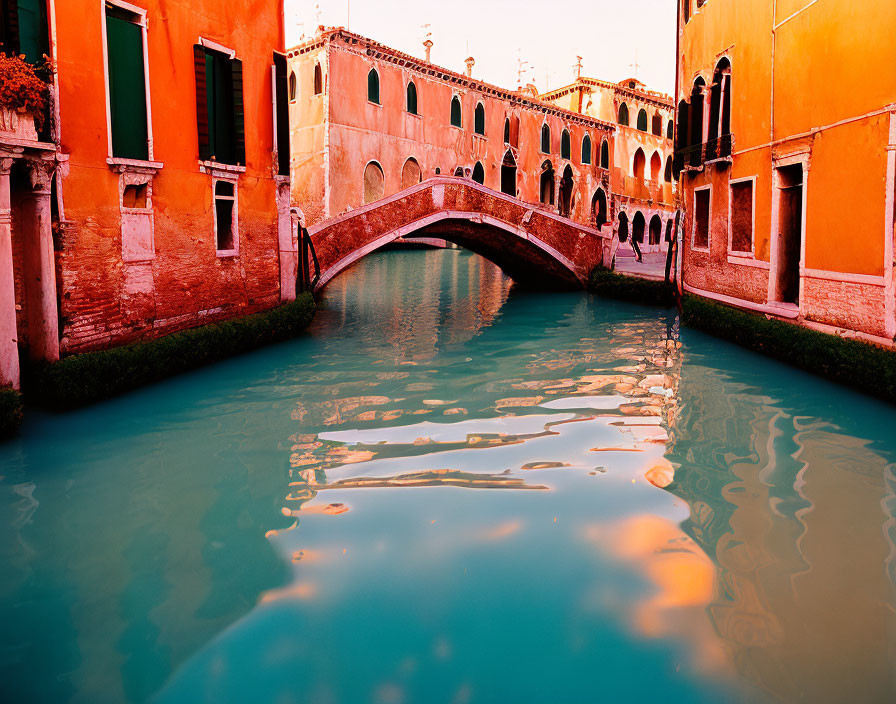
[{"left": 675, "top": 0, "right": 896, "bottom": 341}]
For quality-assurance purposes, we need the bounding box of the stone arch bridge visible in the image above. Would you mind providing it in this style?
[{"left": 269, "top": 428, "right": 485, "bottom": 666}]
[{"left": 306, "top": 177, "right": 615, "bottom": 290}]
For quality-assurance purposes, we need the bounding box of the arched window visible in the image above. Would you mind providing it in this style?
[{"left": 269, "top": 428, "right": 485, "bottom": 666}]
[
  {"left": 664, "top": 155, "right": 673, "bottom": 182},
  {"left": 709, "top": 58, "right": 732, "bottom": 158},
  {"left": 367, "top": 69, "right": 380, "bottom": 104},
  {"left": 472, "top": 161, "right": 485, "bottom": 184},
  {"left": 288, "top": 71, "right": 297, "bottom": 101},
  {"left": 689, "top": 78, "right": 706, "bottom": 166},
  {"left": 561, "top": 129, "right": 571, "bottom": 160},
  {"left": 504, "top": 117, "right": 510, "bottom": 144},
  {"left": 633, "top": 148, "right": 646, "bottom": 179},
  {"left": 510, "top": 115, "right": 520, "bottom": 148},
  {"left": 450, "top": 96, "right": 462, "bottom": 127},
  {"left": 559, "top": 165, "right": 574, "bottom": 217},
  {"left": 618, "top": 103, "right": 629, "bottom": 126},
  {"left": 474, "top": 103, "right": 485, "bottom": 135},
  {"left": 637, "top": 109, "right": 648, "bottom": 132},
  {"left": 652, "top": 112, "right": 663, "bottom": 136},
  {"left": 592, "top": 188, "right": 608, "bottom": 226},
  {"left": 581, "top": 134, "right": 592, "bottom": 164},
  {"left": 684, "top": 0, "right": 691, "bottom": 23},
  {"left": 313, "top": 64, "right": 322, "bottom": 95},
  {"left": 539, "top": 160, "right": 555, "bottom": 205},
  {"left": 650, "top": 151, "right": 662, "bottom": 181},
  {"left": 453, "top": 166, "right": 465, "bottom": 177},
  {"left": 501, "top": 150, "right": 517, "bottom": 196},
  {"left": 406, "top": 81, "right": 418, "bottom": 114},
  {"left": 401, "top": 157, "right": 421, "bottom": 189},
  {"left": 667, "top": 119, "right": 674, "bottom": 140},
  {"left": 363, "top": 161, "right": 384, "bottom": 203},
  {"left": 600, "top": 139, "right": 609, "bottom": 168},
  {"left": 541, "top": 123, "right": 551, "bottom": 153}
]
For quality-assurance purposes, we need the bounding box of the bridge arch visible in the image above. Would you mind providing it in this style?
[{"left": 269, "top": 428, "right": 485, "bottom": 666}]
[{"left": 308, "top": 178, "right": 610, "bottom": 291}]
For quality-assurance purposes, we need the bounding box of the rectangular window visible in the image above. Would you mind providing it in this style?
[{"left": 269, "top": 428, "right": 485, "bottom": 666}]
[
  {"left": 2, "top": 0, "right": 49, "bottom": 62},
  {"left": 105, "top": 4, "right": 149, "bottom": 160},
  {"left": 214, "top": 180, "right": 237, "bottom": 252},
  {"left": 194, "top": 44, "right": 245, "bottom": 166},
  {"left": 730, "top": 179, "right": 754, "bottom": 253},
  {"left": 693, "top": 187, "right": 711, "bottom": 249}
]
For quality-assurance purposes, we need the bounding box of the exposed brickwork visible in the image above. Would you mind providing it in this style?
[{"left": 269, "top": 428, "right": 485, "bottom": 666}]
[{"left": 802, "top": 278, "right": 887, "bottom": 338}]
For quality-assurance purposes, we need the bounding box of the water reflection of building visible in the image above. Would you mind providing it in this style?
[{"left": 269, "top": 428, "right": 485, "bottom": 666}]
[{"left": 665, "top": 360, "right": 896, "bottom": 702}]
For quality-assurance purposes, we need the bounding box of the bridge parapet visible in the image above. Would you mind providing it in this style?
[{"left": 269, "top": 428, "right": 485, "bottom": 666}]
[{"left": 308, "top": 177, "right": 615, "bottom": 289}]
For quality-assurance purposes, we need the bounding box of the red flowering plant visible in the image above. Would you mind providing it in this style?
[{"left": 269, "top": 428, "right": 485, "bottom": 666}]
[{"left": 0, "top": 53, "right": 52, "bottom": 131}]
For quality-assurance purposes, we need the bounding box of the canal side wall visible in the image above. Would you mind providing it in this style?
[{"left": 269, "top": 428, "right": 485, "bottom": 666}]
[{"left": 682, "top": 295, "right": 896, "bottom": 403}]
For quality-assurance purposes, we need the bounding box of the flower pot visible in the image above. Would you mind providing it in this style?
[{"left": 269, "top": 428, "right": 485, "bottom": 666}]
[{"left": 0, "top": 108, "right": 38, "bottom": 141}]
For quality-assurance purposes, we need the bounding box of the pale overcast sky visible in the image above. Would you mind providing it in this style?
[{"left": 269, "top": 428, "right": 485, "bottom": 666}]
[{"left": 284, "top": 0, "right": 677, "bottom": 95}]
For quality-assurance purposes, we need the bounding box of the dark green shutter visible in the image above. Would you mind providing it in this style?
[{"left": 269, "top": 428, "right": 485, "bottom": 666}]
[
  {"left": 106, "top": 14, "right": 148, "bottom": 160},
  {"left": 274, "top": 52, "right": 290, "bottom": 176},
  {"left": 15, "top": 0, "right": 48, "bottom": 62},
  {"left": 194, "top": 45, "right": 211, "bottom": 160},
  {"left": 230, "top": 57, "right": 245, "bottom": 165}
]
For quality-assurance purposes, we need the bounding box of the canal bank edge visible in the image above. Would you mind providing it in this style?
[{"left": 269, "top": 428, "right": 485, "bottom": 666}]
[
  {"left": 682, "top": 295, "right": 896, "bottom": 402},
  {"left": 18, "top": 294, "right": 317, "bottom": 414},
  {"left": 0, "top": 388, "right": 24, "bottom": 439},
  {"left": 587, "top": 268, "right": 678, "bottom": 307}
]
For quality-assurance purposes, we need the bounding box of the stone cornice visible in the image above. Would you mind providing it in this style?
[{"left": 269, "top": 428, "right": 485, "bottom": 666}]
[{"left": 540, "top": 77, "right": 674, "bottom": 111}]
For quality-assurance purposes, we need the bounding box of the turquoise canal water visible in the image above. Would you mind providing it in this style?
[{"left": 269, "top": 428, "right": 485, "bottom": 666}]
[{"left": 2, "top": 249, "right": 896, "bottom": 703}]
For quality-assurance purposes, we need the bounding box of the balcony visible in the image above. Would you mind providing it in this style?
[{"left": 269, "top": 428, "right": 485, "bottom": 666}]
[{"left": 674, "top": 134, "right": 734, "bottom": 173}]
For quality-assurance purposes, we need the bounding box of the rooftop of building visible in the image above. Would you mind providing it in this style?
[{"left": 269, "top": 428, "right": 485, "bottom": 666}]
[
  {"left": 285, "top": 27, "right": 618, "bottom": 132},
  {"left": 538, "top": 76, "right": 674, "bottom": 110}
]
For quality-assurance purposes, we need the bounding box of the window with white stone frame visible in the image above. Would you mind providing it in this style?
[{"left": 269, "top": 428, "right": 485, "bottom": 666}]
[
  {"left": 692, "top": 185, "right": 711, "bottom": 251},
  {"left": 729, "top": 177, "right": 755, "bottom": 254},
  {"left": 213, "top": 178, "right": 238, "bottom": 254}
]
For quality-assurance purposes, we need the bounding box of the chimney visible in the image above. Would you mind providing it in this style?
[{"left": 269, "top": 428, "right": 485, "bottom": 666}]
[
  {"left": 423, "top": 39, "right": 433, "bottom": 63},
  {"left": 465, "top": 56, "right": 475, "bottom": 77}
]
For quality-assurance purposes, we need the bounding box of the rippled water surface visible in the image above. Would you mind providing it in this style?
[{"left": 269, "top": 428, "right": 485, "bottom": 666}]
[{"left": 2, "top": 249, "right": 896, "bottom": 704}]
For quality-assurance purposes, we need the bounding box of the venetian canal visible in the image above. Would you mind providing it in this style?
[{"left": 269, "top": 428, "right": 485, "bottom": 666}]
[{"left": 2, "top": 248, "right": 895, "bottom": 704}]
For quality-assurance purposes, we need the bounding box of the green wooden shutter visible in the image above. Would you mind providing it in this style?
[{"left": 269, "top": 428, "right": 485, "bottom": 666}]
[
  {"left": 230, "top": 58, "right": 245, "bottom": 165},
  {"left": 274, "top": 52, "right": 290, "bottom": 176},
  {"left": 106, "top": 14, "right": 148, "bottom": 160},
  {"left": 15, "top": 0, "right": 48, "bottom": 62},
  {"left": 194, "top": 45, "right": 211, "bottom": 160}
]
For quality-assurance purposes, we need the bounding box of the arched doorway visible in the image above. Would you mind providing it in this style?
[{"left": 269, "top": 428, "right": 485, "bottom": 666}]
[
  {"left": 591, "top": 188, "right": 608, "bottom": 227},
  {"left": 363, "top": 161, "right": 385, "bottom": 204},
  {"left": 558, "top": 165, "right": 574, "bottom": 217},
  {"left": 632, "top": 211, "right": 646, "bottom": 244},
  {"left": 472, "top": 161, "right": 485, "bottom": 185},
  {"left": 540, "top": 160, "right": 555, "bottom": 205},
  {"left": 633, "top": 149, "right": 646, "bottom": 179},
  {"left": 401, "top": 157, "right": 421, "bottom": 189},
  {"left": 649, "top": 214, "right": 662, "bottom": 245},
  {"left": 618, "top": 212, "right": 629, "bottom": 243},
  {"left": 501, "top": 150, "right": 517, "bottom": 196}
]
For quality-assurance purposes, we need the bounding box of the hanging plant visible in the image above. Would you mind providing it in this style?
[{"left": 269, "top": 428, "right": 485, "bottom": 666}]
[{"left": 0, "top": 53, "right": 52, "bottom": 131}]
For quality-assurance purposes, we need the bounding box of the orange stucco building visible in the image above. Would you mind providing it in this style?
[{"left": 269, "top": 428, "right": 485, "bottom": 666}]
[
  {"left": 285, "top": 28, "right": 618, "bottom": 238},
  {"left": 676, "top": 0, "right": 896, "bottom": 341},
  {"left": 1, "top": 0, "right": 292, "bottom": 390},
  {"left": 540, "top": 77, "right": 677, "bottom": 254}
]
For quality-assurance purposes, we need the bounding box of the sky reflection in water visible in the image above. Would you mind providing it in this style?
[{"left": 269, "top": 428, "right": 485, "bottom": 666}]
[{"left": 1, "top": 249, "right": 895, "bottom": 704}]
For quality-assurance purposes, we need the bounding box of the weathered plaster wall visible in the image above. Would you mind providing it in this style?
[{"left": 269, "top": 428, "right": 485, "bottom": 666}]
[
  {"left": 678, "top": 0, "right": 896, "bottom": 338},
  {"left": 54, "top": 0, "right": 284, "bottom": 353},
  {"left": 288, "top": 30, "right": 616, "bottom": 236}
]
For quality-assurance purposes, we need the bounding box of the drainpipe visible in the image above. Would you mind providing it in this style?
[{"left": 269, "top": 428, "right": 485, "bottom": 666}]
[{"left": 674, "top": 0, "right": 683, "bottom": 294}]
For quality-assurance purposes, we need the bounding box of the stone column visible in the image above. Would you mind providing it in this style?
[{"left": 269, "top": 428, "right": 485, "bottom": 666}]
[
  {"left": 0, "top": 156, "right": 20, "bottom": 388},
  {"left": 277, "top": 181, "right": 297, "bottom": 302},
  {"left": 22, "top": 157, "right": 59, "bottom": 362}
]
